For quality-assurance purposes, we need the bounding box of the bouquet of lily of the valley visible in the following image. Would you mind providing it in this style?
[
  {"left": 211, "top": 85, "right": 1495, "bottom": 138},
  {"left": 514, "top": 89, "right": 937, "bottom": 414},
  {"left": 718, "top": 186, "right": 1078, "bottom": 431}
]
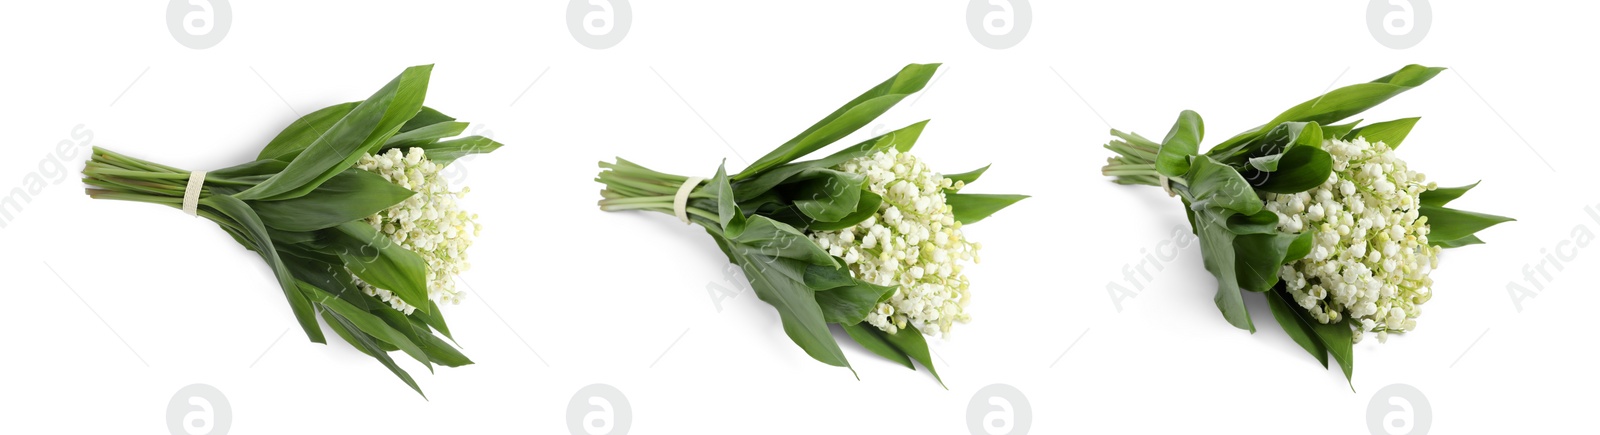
[
  {"left": 598, "top": 64, "right": 1024, "bottom": 384},
  {"left": 1100, "top": 65, "right": 1512, "bottom": 382},
  {"left": 83, "top": 65, "right": 500, "bottom": 396}
]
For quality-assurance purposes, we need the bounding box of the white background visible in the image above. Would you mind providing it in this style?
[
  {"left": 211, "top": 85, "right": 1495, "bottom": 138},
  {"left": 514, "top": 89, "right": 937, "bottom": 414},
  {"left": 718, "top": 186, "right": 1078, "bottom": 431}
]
[{"left": 1, "top": 1, "right": 1594, "bottom": 434}]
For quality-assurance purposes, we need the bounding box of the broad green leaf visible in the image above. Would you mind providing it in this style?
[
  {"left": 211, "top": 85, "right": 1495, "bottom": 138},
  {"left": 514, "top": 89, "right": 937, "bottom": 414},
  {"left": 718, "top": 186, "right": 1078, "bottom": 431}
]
[
  {"left": 943, "top": 164, "right": 990, "bottom": 186},
  {"left": 413, "top": 301, "right": 455, "bottom": 341},
  {"left": 1216, "top": 121, "right": 1321, "bottom": 167},
  {"left": 1420, "top": 182, "right": 1479, "bottom": 207},
  {"left": 1155, "top": 110, "right": 1204, "bottom": 177},
  {"left": 400, "top": 106, "right": 456, "bottom": 133},
  {"left": 1309, "top": 318, "right": 1354, "bottom": 384},
  {"left": 1209, "top": 65, "right": 1444, "bottom": 156},
  {"left": 803, "top": 257, "right": 860, "bottom": 290},
  {"left": 788, "top": 169, "right": 866, "bottom": 223},
  {"left": 815, "top": 281, "right": 895, "bottom": 324},
  {"left": 737, "top": 64, "right": 940, "bottom": 179},
  {"left": 303, "top": 283, "right": 433, "bottom": 373},
  {"left": 379, "top": 307, "right": 471, "bottom": 368},
  {"left": 1225, "top": 210, "right": 1280, "bottom": 235},
  {"left": 277, "top": 247, "right": 380, "bottom": 311},
  {"left": 405, "top": 136, "right": 503, "bottom": 166},
  {"left": 322, "top": 308, "right": 424, "bottom": 397},
  {"left": 1185, "top": 156, "right": 1262, "bottom": 215},
  {"left": 201, "top": 195, "right": 324, "bottom": 343},
  {"left": 251, "top": 168, "right": 415, "bottom": 232},
  {"left": 1284, "top": 230, "right": 1316, "bottom": 263},
  {"left": 239, "top": 65, "right": 433, "bottom": 201},
  {"left": 842, "top": 323, "right": 913, "bottom": 369},
  {"left": 1234, "top": 231, "right": 1300, "bottom": 292},
  {"left": 723, "top": 245, "right": 850, "bottom": 368},
  {"left": 881, "top": 328, "right": 943, "bottom": 387},
  {"left": 1192, "top": 210, "right": 1254, "bottom": 332},
  {"left": 1252, "top": 146, "right": 1334, "bottom": 194},
  {"left": 806, "top": 191, "right": 882, "bottom": 232},
  {"left": 259, "top": 102, "right": 359, "bottom": 160},
  {"left": 1267, "top": 287, "right": 1329, "bottom": 368},
  {"left": 1420, "top": 206, "right": 1514, "bottom": 243},
  {"left": 1265, "top": 65, "right": 1443, "bottom": 132},
  {"left": 1348, "top": 117, "right": 1420, "bottom": 149},
  {"left": 1433, "top": 234, "right": 1485, "bottom": 248},
  {"left": 712, "top": 164, "right": 746, "bottom": 234},
  {"left": 1321, "top": 120, "right": 1362, "bottom": 139},
  {"left": 327, "top": 221, "right": 431, "bottom": 312},
  {"left": 729, "top": 216, "right": 837, "bottom": 267},
  {"left": 382, "top": 121, "right": 469, "bottom": 150},
  {"left": 733, "top": 121, "right": 928, "bottom": 200},
  {"left": 947, "top": 193, "right": 1028, "bottom": 224}
]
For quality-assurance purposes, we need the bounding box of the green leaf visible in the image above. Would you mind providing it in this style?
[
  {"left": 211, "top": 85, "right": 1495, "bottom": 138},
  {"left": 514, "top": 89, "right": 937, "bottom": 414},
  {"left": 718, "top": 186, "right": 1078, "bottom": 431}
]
[
  {"left": 1420, "top": 182, "right": 1479, "bottom": 207},
  {"left": 1433, "top": 234, "right": 1485, "bottom": 248},
  {"left": 201, "top": 195, "right": 324, "bottom": 343},
  {"left": 712, "top": 164, "right": 746, "bottom": 233},
  {"left": 943, "top": 164, "right": 990, "bottom": 187},
  {"left": 1155, "top": 110, "right": 1204, "bottom": 178},
  {"left": 806, "top": 191, "right": 882, "bottom": 232},
  {"left": 1185, "top": 156, "right": 1262, "bottom": 215},
  {"left": 788, "top": 169, "right": 866, "bottom": 223},
  {"left": 737, "top": 64, "right": 940, "bottom": 179},
  {"left": 1267, "top": 287, "right": 1329, "bottom": 368},
  {"left": 382, "top": 121, "right": 469, "bottom": 150},
  {"left": 379, "top": 307, "right": 471, "bottom": 368},
  {"left": 1309, "top": 317, "right": 1354, "bottom": 384},
  {"left": 327, "top": 221, "right": 431, "bottom": 312},
  {"left": 881, "top": 328, "right": 943, "bottom": 387},
  {"left": 721, "top": 244, "right": 850, "bottom": 368},
  {"left": 1225, "top": 209, "right": 1280, "bottom": 235},
  {"left": 947, "top": 193, "right": 1028, "bottom": 224},
  {"left": 728, "top": 216, "right": 837, "bottom": 267},
  {"left": 733, "top": 121, "right": 927, "bottom": 200},
  {"left": 1209, "top": 65, "right": 1444, "bottom": 156},
  {"left": 302, "top": 283, "right": 433, "bottom": 373},
  {"left": 1192, "top": 210, "right": 1254, "bottom": 332},
  {"left": 1233, "top": 230, "right": 1300, "bottom": 292},
  {"left": 399, "top": 106, "right": 456, "bottom": 133},
  {"left": 259, "top": 102, "right": 360, "bottom": 160},
  {"left": 392, "top": 136, "right": 503, "bottom": 167},
  {"left": 412, "top": 300, "right": 455, "bottom": 341},
  {"left": 1347, "top": 117, "right": 1420, "bottom": 149},
  {"left": 1420, "top": 206, "right": 1514, "bottom": 243},
  {"left": 1252, "top": 145, "right": 1334, "bottom": 194},
  {"left": 321, "top": 308, "right": 424, "bottom": 397},
  {"left": 1321, "top": 120, "right": 1362, "bottom": 139},
  {"left": 815, "top": 281, "right": 895, "bottom": 324},
  {"left": 238, "top": 65, "right": 433, "bottom": 201},
  {"left": 251, "top": 168, "right": 415, "bottom": 232},
  {"left": 842, "top": 323, "right": 913, "bottom": 369},
  {"left": 1266, "top": 65, "right": 1443, "bottom": 132}
]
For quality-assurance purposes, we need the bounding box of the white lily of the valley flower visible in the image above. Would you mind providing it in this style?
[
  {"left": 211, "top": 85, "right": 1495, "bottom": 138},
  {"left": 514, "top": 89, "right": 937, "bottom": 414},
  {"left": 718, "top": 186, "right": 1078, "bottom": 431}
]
[
  {"left": 810, "top": 149, "right": 979, "bottom": 338},
  {"left": 1269, "top": 138, "right": 1438, "bottom": 343},
  {"left": 354, "top": 148, "right": 481, "bottom": 314}
]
